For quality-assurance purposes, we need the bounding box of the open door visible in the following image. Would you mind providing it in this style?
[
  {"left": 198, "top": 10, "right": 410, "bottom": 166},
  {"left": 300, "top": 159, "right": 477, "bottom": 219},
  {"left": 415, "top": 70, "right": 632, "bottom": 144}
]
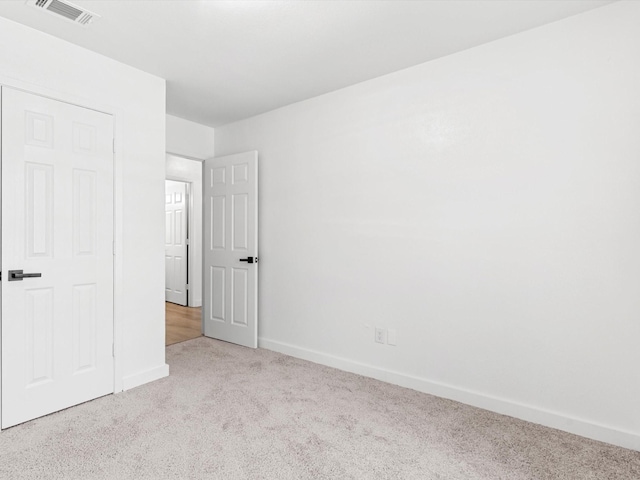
[
  {"left": 203, "top": 151, "right": 258, "bottom": 348},
  {"left": 165, "top": 180, "right": 188, "bottom": 306}
]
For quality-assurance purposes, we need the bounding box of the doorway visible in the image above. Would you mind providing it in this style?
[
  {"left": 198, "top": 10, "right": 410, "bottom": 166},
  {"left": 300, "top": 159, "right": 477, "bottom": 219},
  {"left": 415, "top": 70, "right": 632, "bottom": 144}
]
[{"left": 165, "top": 154, "right": 203, "bottom": 345}]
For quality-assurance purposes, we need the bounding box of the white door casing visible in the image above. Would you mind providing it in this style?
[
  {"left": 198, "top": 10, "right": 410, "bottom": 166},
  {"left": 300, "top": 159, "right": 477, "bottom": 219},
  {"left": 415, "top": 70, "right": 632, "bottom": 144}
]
[
  {"left": 165, "top": 180, "right": 188, "bottom": 306},
  {"left": 1, "top": 87, "right": 114, "bottom": 428},
  {"left": 203, "top": 151, "right": 258, "bottom": 348}
]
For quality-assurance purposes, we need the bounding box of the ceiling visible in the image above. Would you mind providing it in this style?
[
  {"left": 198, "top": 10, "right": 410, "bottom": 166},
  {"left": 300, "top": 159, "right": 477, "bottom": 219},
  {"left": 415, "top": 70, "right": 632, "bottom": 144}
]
[{"left": 0, "top": 0, "right": 614, "bottom": 127}]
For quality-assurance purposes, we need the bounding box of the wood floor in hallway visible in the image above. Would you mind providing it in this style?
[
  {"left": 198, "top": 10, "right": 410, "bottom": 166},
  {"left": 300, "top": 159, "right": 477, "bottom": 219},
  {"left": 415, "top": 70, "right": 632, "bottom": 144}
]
[{"left": 166, "top": 302, "right": 202, "bottom": 346}]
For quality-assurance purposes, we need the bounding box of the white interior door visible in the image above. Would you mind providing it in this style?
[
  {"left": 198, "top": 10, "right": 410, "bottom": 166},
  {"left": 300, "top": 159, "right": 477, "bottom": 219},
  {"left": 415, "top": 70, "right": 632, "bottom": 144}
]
[
  {"left": 1, "top": 87, "right": 114, "bottom": 428},
  {"left": 203, "top": 151, "right": 258, "bottom": 348},
  {"left": 165, "top": 180, "right": 188, "bottom": 306}
]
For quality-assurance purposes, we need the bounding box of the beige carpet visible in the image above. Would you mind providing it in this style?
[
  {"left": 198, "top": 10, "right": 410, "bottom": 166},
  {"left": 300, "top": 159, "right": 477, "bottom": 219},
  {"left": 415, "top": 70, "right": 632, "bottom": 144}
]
[{"left": 0, "top": 337, "right": 638, "bottom": 479}]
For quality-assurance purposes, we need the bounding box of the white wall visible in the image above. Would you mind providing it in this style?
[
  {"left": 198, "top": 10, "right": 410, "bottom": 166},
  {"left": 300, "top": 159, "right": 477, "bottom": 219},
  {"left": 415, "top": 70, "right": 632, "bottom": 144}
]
[
  {"left": 166, "top": 114, "right": 215, "bottom": 160},
  {"left": 0, "top": 17, "right": 168, "bottom": 389},
  {"left": 166, "top": 154, "right": 203, "bottom": 307},
  {"left": 215, "top": 1, "right": 640, "bottom": 451}
]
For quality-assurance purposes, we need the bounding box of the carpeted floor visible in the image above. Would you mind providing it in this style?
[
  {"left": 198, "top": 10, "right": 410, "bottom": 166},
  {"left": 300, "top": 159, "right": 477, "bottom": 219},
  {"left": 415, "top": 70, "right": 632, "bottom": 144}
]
[{"left": 0, "top": 337, "right": 638, "bottom": 479}]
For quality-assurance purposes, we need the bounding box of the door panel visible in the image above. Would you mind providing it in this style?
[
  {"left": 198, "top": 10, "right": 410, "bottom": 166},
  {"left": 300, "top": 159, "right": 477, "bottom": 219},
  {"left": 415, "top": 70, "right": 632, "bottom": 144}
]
[
  {"left": 25, "top": 288, "right": 54, "bottom": 387},
  {"left": 26, "top": 162, "right": 54, "bottom": 257},
  {"left": 73, "top": 169, "right": 97, "bottom": 256},
  {"left": 72, "top": 283, "right": 97, "bottom": 373},
  {"left": 165, "top": 180, "right": 188, "bottom": 306},
  {"left": 1, "top": 87, "right": 114, "bottom": 428},
  {"left": 203, "top": 151, "right": 258, "bottom": 348}
]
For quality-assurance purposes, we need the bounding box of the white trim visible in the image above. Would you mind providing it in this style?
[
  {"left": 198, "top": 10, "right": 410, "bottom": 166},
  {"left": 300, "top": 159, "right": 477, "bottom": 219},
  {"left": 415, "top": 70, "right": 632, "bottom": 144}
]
[
  {"left": 112, "top": 113, "right": 125, "bottom": 393},
  {"left": 165, "top": 151, "right": 204, "bottom": 162},
  {"left": 122, "top": 364, "right": 169, "bottom": 391},
  {"left": 259, "top": 337, "right": 640, "bottom": 452},
  {"left": 0, "top": 87, "right": 4, "bottom": 427}
]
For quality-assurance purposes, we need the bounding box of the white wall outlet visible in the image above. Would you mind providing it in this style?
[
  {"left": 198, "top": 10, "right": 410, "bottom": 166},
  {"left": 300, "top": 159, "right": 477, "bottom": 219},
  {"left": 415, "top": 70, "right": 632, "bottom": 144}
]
[
  {"left": 375, "top": 327, "right": 386, "bottom": 344},
  {"left": 387, "top": 328, "right": 397, "bottom": 346}
]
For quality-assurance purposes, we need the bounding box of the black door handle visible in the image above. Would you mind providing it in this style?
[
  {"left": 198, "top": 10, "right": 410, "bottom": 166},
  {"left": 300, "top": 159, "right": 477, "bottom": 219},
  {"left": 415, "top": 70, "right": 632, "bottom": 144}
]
[
  {"left": 239, "top": 257, "right": 258, "bottom": 264},
  {"left": 8, "top": 270, "right": 42, "bottom": 282}
]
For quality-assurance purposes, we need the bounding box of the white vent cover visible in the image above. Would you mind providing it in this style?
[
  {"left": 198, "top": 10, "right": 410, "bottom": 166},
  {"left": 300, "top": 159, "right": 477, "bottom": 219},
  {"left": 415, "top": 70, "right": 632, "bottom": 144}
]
[{"left": 26, "top": 0, "right": 100, "bottom": 27}]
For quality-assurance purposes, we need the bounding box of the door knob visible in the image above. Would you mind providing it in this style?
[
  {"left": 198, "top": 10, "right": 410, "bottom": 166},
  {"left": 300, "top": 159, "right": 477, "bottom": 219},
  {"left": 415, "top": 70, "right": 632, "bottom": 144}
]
[
  {"left": 8, "top": 270, "right": 42, "bottom": 281},
  {"left": 239, "top": 257, "right": 258, "bottom": 264}
]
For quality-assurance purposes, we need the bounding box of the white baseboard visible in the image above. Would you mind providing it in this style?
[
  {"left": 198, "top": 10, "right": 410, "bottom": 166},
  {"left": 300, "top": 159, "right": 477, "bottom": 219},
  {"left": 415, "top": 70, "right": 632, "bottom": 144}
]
[
  {"left": 122, "top": 364, "right": 169, "bottom": 391},
  {"left": 259, "top": 337, "right": 640, "bottom": 452}
]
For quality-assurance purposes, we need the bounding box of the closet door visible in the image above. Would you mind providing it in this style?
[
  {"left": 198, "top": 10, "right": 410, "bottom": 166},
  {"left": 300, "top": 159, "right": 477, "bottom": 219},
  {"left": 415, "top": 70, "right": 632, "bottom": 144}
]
[{"left": 1, "top": 87, "right": 115, "bottom": 428}]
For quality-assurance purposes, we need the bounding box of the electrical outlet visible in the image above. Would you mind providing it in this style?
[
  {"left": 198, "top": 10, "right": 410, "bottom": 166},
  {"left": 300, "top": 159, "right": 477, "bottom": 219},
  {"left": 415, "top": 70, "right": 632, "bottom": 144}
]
[
  {"left": 375, "top": 327, "right": 386, "bottom": 344},
  {"left": 387, "top": 328, "right": 397, "bottom": 346}
]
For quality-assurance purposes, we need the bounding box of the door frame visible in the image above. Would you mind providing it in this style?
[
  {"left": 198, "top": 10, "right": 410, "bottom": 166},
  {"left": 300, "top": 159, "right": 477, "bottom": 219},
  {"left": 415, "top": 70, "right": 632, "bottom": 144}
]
[
  {"left": 0, "top": 77, "right": 125, "bottom": 428},
  {"left": 166, "top": 153, "right": 204, "bottom": 308},
  {"left": 165, "top": 177, "right": 192, "bottom": 307}
]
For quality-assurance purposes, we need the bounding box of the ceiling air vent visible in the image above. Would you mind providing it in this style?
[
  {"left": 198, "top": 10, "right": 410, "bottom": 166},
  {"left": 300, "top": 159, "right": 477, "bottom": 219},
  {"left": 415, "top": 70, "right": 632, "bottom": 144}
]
[{"left": 26, "top": 0, "right": 100, "bottom": 27}]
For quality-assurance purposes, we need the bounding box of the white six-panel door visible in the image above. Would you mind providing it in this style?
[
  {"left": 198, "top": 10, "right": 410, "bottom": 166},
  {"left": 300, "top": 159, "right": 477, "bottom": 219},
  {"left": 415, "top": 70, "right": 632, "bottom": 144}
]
[
  {"left": 203, "top": 151, "right": 258, "bottom": 348},
  {"left": 1, "top": 87, "right": 114, "bottom": 428},
  {"left": 165, "top": 180, "right": 188, "bottom": 306}
]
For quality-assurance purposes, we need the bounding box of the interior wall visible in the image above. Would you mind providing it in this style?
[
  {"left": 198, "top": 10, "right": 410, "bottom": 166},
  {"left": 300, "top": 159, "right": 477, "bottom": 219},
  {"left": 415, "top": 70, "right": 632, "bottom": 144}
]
[
  {"left": 214, "top": 1, "right": 640, "bottom": 450},
  {"left": 0, "top": 16, "right": 168, "bottom": 389},
  {"left": 166, "top": 154, "right": 203, "bottom": 307},
  {"left": 166, "top": 114, "right": 215, "bottom": 160}
]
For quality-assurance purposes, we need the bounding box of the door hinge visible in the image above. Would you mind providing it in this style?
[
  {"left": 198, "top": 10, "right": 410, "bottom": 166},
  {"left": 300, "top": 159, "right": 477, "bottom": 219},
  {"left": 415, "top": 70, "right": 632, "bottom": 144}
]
[
  {"left": 112, "top": 343, "right": 115, "bottom": 357},
  {"left": 112, "top": 241, "right": 116, "bottom": 255},
  {"left": 186, "top": 284, "right": 189, "bottom": 290},
  {"left": 113, "top": 138, "right": 116, "bottom": 153}
]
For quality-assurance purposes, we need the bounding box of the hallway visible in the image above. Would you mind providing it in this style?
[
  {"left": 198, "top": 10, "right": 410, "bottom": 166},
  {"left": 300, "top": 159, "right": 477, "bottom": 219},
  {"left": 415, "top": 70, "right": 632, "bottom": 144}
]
[{"left": 165, "top": 302, "right": 202, "bottom": 346}]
